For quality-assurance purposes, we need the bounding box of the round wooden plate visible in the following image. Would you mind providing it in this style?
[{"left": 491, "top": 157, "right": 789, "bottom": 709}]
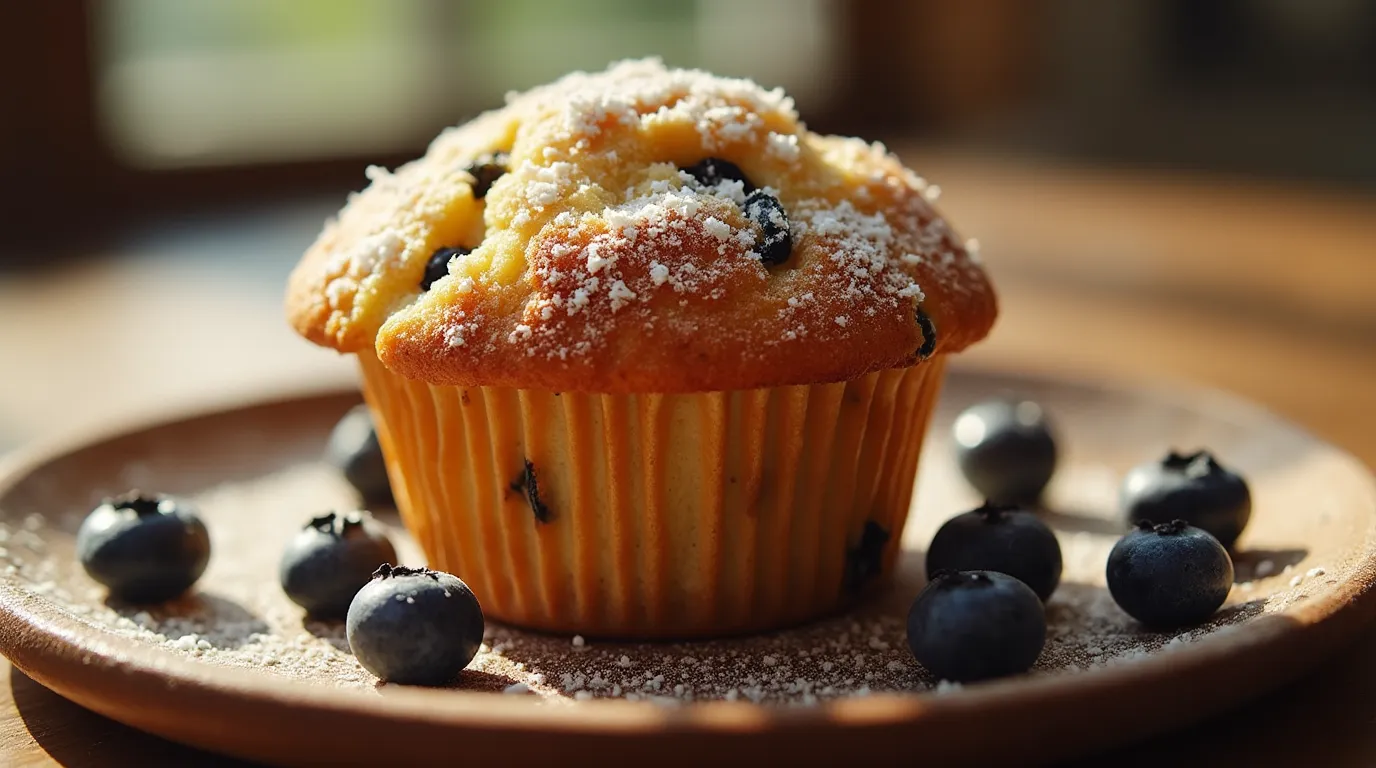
[{"left": 0, "top": 368, "right": 1373, "bottom": 767}]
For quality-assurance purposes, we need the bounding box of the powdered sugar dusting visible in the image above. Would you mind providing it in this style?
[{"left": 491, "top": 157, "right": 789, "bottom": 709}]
[
  {"left": 0, "top": 379, "right": 1344, "bottom": 706},
  {"left": 347, "top": 59, "right": 991, "bottom": 387}
]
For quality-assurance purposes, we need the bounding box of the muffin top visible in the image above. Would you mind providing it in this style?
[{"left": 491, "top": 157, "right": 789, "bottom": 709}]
[{"left": 286, "top": 59, "right": 995, "bottom": 393}]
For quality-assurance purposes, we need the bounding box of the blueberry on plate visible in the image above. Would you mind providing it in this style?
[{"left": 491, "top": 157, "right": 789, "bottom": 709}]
[
  {"left": 76, "top": 491, "right": 210, "bottom": 604},
  {"left": 925, "top": 502, "right": 1063, "bottom": 601},
  {"left": 1106, "top": 519, "right": 1234, "bottom": 628},
  {"left": 952, "top": 399, "right": 1057, "bottom": 505},
  {"left": 906, "top": 570, "right": 1046, "bottom": 683},
  {"left": 280, "top": 511, "right": 398, "bottom": 619},
  {"left": 1121, "top": 449, "right": 1251, "bottom": 549},
  {"left": 346, "top": 564, "right": 485, "bottom": 686},
  {"left": 326, "top": 405, "right": 394, "bottom": 506}
]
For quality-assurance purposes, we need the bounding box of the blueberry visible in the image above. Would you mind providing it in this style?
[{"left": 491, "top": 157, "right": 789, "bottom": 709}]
[
  {"left": 925, "top": 502, "right": 1062, "bottom": 601},
  {"left": 420, "top": 247, "right": 471, "bottom": 292},
  {"left": 465, "top": 152, "right": 508, "bottom": 198},
  {"left": 953, "top": 399, "right": 1058, "bottom": 505},
  {"left": 915, "top": 306, "right": 937, "bottom": 359},
  {"left": 279, "top": 511, "right": 398, "bottom": 619},
  {"left": 843, "top": 520, "right": 890, "bottom": 593},
  {"left": 906, "top": 570, "right": 1046, "bottom": 683},
  {"left": 1106, "top": 519, "right": 1234, "bottom": 628},
  {"left": 346, "top": 564, "right": 485, "bottom": 686},
  {"left": 509, "top": 459, "right": 552, "bottom": 524},
  {"left": 743, "top": 190, "right": 792, "bottom": 265},
  {"left": 75, "top": 491, "right": 210, "bottom": 604},
  {"left": 1121, "top": 450, "right": 1251, "bottom": 549},
  {"left": 326, "top": 405, "right": 393, "bottom": 506},
  {"left": 681, "top": 157, "right": 755, "bottom": 193}
]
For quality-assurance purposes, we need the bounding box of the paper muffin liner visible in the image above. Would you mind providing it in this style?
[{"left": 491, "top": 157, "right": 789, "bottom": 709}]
[{"left": 357, "top": 351, "right": 946, "bottom": 638}]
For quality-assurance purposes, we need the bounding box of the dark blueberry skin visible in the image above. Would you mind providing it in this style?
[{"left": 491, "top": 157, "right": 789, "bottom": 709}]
[
  {"left": 1107, "top": 520, "right": 1234, "bottom": 628},
  {"left": 76, "top": 492, "right": 210, "bottom": 604},
  {"left": 280, "top": 512, "right": 398, "bottom": 619},
  {"left": 420, "top": 246, "right": 472, "bottom": 292},
  {"left": 346, "top": 564, "right": 485, "bottom": 686},
  {"left": 1121, "top": 450, "right": 1251, "bottom": 549},
  {"left": 326, "top": 405, "right": 394, "bottom": 506},
  {"left": 680, "top": 157, "right": 755, "bottom": 193},
  {"left": 906, "top": 570, "right": 1046, "bottom": 683},
  {"left": 915, "top": 307, "right": 937, "bottom": 359},
  {"left": 465, "top": 152, "right": 509, "bottom": 198},
  {"left": 743, "top": 190, "right": 792, "bottom": 265},
  {"left": 953, "top": 399, "right": 1058, "bottom": 505},
  {"left": 925, "top": 502, "right": 1063, "bottom": 601},
  {"left": 843, "top": 520, "right": 890, "bottom": 593}
]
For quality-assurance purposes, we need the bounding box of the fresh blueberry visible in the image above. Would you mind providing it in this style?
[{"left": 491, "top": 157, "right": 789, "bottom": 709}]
[
  {"left": 906, "top": 570, "right": 1046, "bottom": 683},
  {"left": 925, "top": 502, "right": 1063, "bottom": 601},
  {"left": 465, "top": 152, "right": 508, "bottom": 198},
  {"left": 952, "top": 399, "right": 1058, "bottom": 505},
  {"left": 326, "top": 405, "right": 394, "bottom": 506},
  {"left": 346, "top": 564, "right": 485, "bottom": 686},
  {"left": 419, "top": 246, "right": 471, "bottom": 292},
  {"left": 743, "top": 190, "right": 792, "bottom": 265},
  {"left": 1106, "top": 519, "right": 1234, "bottom": 628},
  {"left": 681, "top": 157, "right": 755, "bottom": 193},
  {"left": 76, "top": 491, "right": 210, "bottom": 604},
  {"left": 1121, "top": 450, "right": 1251, "bottom": 549},
  {"left": 280, "top": 511, "right": 398, "bottom": 619}
]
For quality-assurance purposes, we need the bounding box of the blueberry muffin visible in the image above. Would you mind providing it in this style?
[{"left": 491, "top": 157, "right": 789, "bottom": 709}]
[{"left": 286, "top": 59, "right": 996, "bottom": 637}]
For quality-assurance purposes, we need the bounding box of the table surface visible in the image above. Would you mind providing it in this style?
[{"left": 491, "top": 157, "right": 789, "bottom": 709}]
[{"left": 2, "top": 152, "right": 1374, "bottom": 766}]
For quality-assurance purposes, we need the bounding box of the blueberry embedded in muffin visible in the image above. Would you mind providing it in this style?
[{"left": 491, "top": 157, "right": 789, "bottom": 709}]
[
  {"left": 464, "top": 152, "right": 510, "bottom": 199},
  {"left": 284, "top": 60, "right": 996, "bottom": 637},
  {"left": 286, "top": 58, "right": 995, "bottom": 393}
]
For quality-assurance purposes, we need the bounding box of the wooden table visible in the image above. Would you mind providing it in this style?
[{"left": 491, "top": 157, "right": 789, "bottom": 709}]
[{"left": 2, "top": 154, "right": 1374, "bottom": 766}]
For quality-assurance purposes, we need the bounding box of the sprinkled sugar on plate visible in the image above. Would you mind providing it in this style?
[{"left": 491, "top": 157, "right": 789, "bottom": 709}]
[{"left": 0, "top": 368, "right": 1372, "bottom": 765}]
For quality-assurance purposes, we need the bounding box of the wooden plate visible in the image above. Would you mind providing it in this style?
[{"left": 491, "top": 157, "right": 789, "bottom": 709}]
[{"left": 1, "top": 368, "right": 1373, "bottom": 766}]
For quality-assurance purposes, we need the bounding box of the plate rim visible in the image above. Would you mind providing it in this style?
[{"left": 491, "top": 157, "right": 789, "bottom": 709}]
[{"left": 1, "top": 371, "right": 1374, "bottom": 755}]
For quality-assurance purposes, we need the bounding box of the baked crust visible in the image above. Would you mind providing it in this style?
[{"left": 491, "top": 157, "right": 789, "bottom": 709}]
[{"left": 286, "top": 60, "right": 996, "bottom": 392}]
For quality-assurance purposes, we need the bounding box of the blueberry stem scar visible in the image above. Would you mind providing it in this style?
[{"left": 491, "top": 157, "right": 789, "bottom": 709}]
[
  {"left": 109, "top": 491, "right": 162, "bottom": 517},
  {"left": 511, "top": 459, "right": 553, "bottom": 524},
  {"left": 372, "top": 563, "right": 439, "bottom": 581}
]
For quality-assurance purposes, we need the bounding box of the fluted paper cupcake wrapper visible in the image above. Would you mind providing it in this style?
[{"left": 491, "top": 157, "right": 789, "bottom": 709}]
[{"left": 358, "top": 352, "right": 945, "bottom": 638}]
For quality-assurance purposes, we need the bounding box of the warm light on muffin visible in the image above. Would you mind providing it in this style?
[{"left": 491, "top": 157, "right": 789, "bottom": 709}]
[{"left": 286, "top": 59, "right": 996, "bottom": 637}]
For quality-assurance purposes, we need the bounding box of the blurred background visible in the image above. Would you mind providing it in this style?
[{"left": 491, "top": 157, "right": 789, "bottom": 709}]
[
  {"left": 7, "top": 0, "right": 1376, "bottom": 241},
  {"left": 0, "top": 0, "right": 1373, "bottom": 452},
  {"left": 2, "top": 4, "right": 1376, "bottom": 763}
]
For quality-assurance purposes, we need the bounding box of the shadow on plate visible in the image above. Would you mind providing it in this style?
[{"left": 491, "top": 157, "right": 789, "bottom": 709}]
[
  {"left": 103, "top": 592, "right": 269, "bottom": 650},
  {"left": 302, "top": 618, "right": 351, "bottom": 653},
  {"left": 373, "top": 668, "right": 518, "bottom": 696},
  {"left": 1231, "top": 548, "right": 1310, "bottom": 583},
  {"left": 1037, "top": 505, "right": 1125, "bottom": 537}
]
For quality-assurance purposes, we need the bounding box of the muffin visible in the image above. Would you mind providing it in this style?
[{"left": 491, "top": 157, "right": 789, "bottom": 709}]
[{"left": 286, "top": 59, "right": 996, "bottom": 637}]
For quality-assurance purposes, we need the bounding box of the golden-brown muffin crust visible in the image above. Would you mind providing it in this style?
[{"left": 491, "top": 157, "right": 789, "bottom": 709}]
[{"left": 286, "top": 59, "right": 995, "bottom": 392}]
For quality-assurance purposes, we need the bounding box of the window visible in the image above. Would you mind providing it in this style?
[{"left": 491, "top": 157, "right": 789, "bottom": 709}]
[{"left": 94, "top": 0, "right": 838, "bottom": 169}]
